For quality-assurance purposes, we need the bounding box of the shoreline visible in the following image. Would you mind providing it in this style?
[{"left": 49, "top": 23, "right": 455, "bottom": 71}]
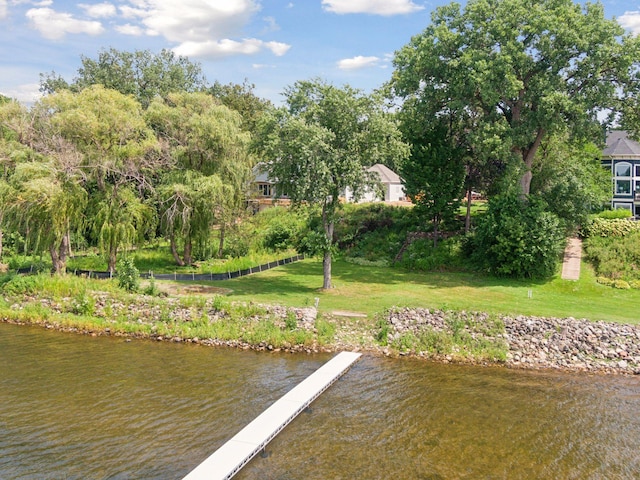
[{"left": 2, "top": 298, "right": 640, "bottom": 375}]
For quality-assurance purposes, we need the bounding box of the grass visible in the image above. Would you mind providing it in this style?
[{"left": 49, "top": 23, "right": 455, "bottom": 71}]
[{"left": 220, "top": 257, "right": 640, "bottom": 324}]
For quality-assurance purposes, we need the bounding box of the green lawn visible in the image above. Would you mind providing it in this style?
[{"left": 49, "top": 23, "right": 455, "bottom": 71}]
[{"left": 219, "top": 258, "right": 640, "bottom": 324}]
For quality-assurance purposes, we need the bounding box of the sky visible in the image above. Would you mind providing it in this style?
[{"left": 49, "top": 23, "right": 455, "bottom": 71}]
[{"left": 1, "top": 0, "right": 639, "bottom": 106}]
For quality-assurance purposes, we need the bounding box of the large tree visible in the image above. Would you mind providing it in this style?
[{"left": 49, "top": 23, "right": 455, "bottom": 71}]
[
  {"left": 257, "top": 79, "right": 408, "bottom": 289},
  {"left": 41, "top": 86, "right": 161, "bottom": 272},
  {"left": 392, "top": 0, "right": 640, "bottom": 196},
  {"left": 146, "top": 92, "right": 253, "bottom": 264},
  {"left": 40, "top": 48, "right": 207, "bottom": 108}
]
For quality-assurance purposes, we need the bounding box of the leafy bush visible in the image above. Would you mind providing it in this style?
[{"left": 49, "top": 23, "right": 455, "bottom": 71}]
[
  {"left": 613, "top": 279, "right": 631, "bottom": 289},
  {"left": 597, "top": 209, "right": 632, "bottom": 219},
  {"left": 464, "top": 192, "right": 565, "bottom": 278},
  {"left": 582, "top": 218, "right": 640, "bottom": 238},
  {"left": 116, "top": 257, "right": 139, "bottom": 292},
  {"left": 584, "top": 231, "right": 640, "bottom": 281}
]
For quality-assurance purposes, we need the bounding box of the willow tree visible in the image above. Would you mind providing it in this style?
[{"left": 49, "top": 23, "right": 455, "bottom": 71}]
[
  {"left": 392, "top": 0, "right": 640, "bottom": 196},
  {"left": 146, "top": 92, "right": 253, "bottom": 263},
  {"left": 41, "top": 86, "right": 161, "bottom": 271},
  {"left": 257, "top": 79, "right": 409, "bottom": 289},
  {"left": 8, "top": 162, "right": 87, "bottom": 274}
]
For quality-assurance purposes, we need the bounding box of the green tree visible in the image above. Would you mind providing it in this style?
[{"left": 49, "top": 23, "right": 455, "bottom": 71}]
[
  {"left": 146, "top": 92, "right": 253, "bottom": 263},
  {"left": 400, "top": 114, "right": 466, "bottom": 246},
  {"left": 40, "top": 48, "right": 207, "bottom": 108},
  {"left": 392, "top": 0, "right": 640, "bottom": 196},
  {"left": 41, "top": 86, "right": 161, "bottom": 272},
  {"left": 0, "top": 98, "right": 87, "bottom": 272},
  {"left": 531, "top": 135, "right": 609, "bottom": 230},
  {"left": 257, "top": 79, "right": 409, "bottom": 289},
  {"left": 209, "top": 79, "right": 273, "bottom": 134}
]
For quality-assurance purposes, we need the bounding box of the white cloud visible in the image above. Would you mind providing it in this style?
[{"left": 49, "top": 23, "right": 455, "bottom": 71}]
[
  {"left": 0, "top": 1, "right": 7, "bottom": 20},
  {"left": 0, "top": 83, "right": 42, "bottom": 104},
  {"left": 125, "top": 0, "right": 260, "bottom": 43},
  {"left": 79, "top": 2, "right": 117, "bottom": 18},
  {"left": 115, "top": 23, "right": 144, "bottom": 35},
  {"left": 619, "top": 11, "right": 640, "bottom": 35},
  {"left": 322, "top": 0, "right": 423, "bottom": 16},
  {"left": 174, "top": 38, "right": 290, "bottom": 59},
  {"left": 26, "top": 7, "right": 104, "bottom": 39},
  {"left": 337, "top": 55, "right": 380, "bottom": 70},
  {"left": 115, "top": 0, "right": 290, "bottom": 59}
]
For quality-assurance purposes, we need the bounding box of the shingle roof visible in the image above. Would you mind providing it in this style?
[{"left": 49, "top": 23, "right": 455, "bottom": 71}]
[
  {"left": 604, "top": 130, "right": 640, "bottom": 157},
  {"left": 368, "top": 163, "right": 401, "bottom": 184}
]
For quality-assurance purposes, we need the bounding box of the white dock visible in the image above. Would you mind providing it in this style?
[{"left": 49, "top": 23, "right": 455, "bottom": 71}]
[{"left": 183, "top": 351, "right": 362, "bottom": 480}]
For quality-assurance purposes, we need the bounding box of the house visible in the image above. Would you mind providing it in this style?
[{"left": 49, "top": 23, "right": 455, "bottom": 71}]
[
  {"left": 248, "top": 163, "right": 290, "bottom": 212},
  {"left": 603, "top": 130, "right": 640, "bottom": 217},
  {"left": 344, "top": 164, "right": 407, "bottom": 203}
]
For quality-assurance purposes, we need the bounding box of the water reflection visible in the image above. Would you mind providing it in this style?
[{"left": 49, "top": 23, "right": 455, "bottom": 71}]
[{"left": 1, "top": 323, "right": 639, "bottom": 479}]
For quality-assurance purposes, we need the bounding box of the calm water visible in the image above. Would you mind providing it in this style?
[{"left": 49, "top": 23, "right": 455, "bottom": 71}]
[{"left": 1, "top": 323, "right": 639, "bottom": 480}]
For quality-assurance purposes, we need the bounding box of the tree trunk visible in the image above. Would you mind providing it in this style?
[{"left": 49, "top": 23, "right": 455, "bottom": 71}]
[
  {"left": 321, "top": 206, "right": 335, "bottom": 290},
  {"left": 322, "top": 249, "right": 332, "bottom": 290},
  {"left": 0, "top": 228, "right": 3, "bottom": 260},
  {"left": 108, "top": 242, "right": 117, "bottom": 274},
  {"left": 465, "top": 187, "right": 472, "bottom": 234},
  {"left": 184, "top": 235, "right": 192, "bottom": 266},
  {"left": 56, "top": 234, "right": 69, "bottom": 274},
  {"left": 433, "top": 216, "right": 439, "bottom": 249},
  {"left": 170, "top": 233, "right": 185, "bottom": 267},
  {"left": 217, "top": 223, "right": 226, "bottom": 258},
  {"left": 517, "top": 129, "right": 545, "bottom": 196}
]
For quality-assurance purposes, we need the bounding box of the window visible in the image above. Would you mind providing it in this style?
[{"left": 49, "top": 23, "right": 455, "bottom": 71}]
[
  {"left": 257, "top": 183, "right": 272, "bottom": 197},
  {"left": 635, "top": 165, "right": 640, "bottom": 177},
  {"left": 616, "top": 180, "right": 631, "bottom": 195},
  {"left": 615, "top": 162, "right": 631, "bottom": 177},
  {"left": 614, "top": 202, "right": 633, "bottom": 213}
]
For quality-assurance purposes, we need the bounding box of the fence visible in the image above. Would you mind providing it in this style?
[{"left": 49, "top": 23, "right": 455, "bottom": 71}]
[{"left": 14, "top": 254, "right": 305, "bottom": 281}]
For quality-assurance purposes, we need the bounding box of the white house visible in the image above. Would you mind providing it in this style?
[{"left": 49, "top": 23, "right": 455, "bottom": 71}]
[{"left": 344, "top": 164, "right": 406, "bottom": 203}]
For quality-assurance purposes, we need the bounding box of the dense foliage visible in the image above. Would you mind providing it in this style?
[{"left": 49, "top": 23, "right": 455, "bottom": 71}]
[{"left": 464, "top": 193, "right": 565, "bottom": 278}]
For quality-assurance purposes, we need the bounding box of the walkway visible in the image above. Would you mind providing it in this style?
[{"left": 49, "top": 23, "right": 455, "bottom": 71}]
[
  {"left": 561, "top": 237, "right": 582, "bottom": 281},
  {"left": 183, "top": 351, "right": 362, "bottom": 480}
]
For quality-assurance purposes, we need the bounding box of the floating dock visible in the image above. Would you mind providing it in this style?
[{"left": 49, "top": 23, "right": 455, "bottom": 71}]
[{"left": 183, "top": 351, "right": 362, "bottom": 480}]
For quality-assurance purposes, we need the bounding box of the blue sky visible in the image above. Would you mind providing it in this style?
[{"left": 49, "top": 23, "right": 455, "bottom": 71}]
[{"left": 1, "top": 0, "right": 638, "bottom": 105}]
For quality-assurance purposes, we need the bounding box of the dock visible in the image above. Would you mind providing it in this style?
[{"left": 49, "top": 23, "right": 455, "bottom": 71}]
[{"left": 183, "top": 351, "right": 362, "bottom": 480}]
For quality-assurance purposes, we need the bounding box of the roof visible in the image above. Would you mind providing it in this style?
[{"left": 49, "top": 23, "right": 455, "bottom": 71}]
[
  {"left": 603, "top": 130, "right": 640, "bottom": 157},
  {"left": 368, "top": 164, "right": 401, "bottom": 184}
]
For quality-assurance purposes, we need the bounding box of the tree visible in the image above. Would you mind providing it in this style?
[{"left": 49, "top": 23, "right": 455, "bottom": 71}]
[
  {"left": 41, "top": 86, "right": 161, "bottom": 272},
  {"left": 392, "top": 0, "right": 640, "bottom": 196},
  {"left": 209, "top": 79, "right": 273, "bottom": 134},
  {"left": 530, "top": 134, "right": 609, "bottom": 230},
  {"left": 399, "top": 115, "right": 465, "bottom": 246},
  {"left": 146, "top": 92, "right": 253, "bottom": 263},
  {"left": 40, "top": 48, "right": 207, "bottom": 108},
  {"left": 0, "top": 97, "right": 87, "bottom": 272},
  {"left": 256, "top": 79, "right": 408, "bottom": 289}
]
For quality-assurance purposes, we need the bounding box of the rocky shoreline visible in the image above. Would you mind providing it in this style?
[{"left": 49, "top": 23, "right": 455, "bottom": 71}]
[
  {"left": 3, "top": 294, "right": 640, "bottom": 375},
  {"left": 382, "top": 307, "right": 640, "bottom": 375}
]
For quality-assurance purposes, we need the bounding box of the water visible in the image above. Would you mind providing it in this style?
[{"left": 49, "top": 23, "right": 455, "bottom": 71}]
[{"left": 1, "top": 323, "right": 639, "bottom": 479}]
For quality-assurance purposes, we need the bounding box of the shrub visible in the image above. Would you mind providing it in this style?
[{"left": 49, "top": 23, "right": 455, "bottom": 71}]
[
  {"left": 584, "top": 231, "right": 640, "bottom": 281},
  {"left": 116, "top": 257, "right": 139, "bottom": 292},
  {"left": 583, "top": 218, "right": 640, "bottom": 238},
  {"left": 613, "top": 279, "right": 631, "bottom": 289},
  {"left": 464, "top": 192, "right": 565, "bottom": 279},
  {"left": 597, "top": 209, "right": 632, "bottom": 219}
]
